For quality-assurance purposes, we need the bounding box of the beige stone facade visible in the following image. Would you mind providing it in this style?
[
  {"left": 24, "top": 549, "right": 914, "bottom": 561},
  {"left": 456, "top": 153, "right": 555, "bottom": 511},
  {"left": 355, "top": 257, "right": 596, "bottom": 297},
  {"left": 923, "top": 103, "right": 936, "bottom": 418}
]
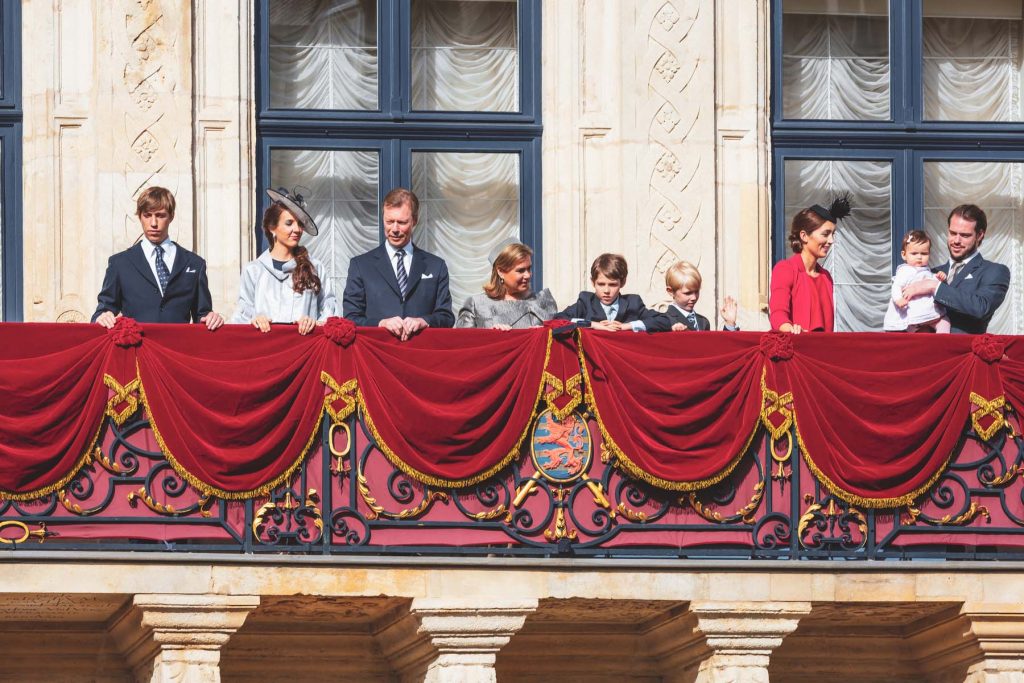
[{"left": 2, "top": 560, "right": 1024, "bottom": 681}]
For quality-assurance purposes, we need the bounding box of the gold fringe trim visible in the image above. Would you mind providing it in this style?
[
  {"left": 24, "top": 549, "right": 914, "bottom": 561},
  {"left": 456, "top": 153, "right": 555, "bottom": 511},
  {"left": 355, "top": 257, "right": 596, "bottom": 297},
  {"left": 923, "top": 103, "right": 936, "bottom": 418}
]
[
  {"left": 792, "top": 406, "right": 960, "bottom": 509},
  {"left": 137, "top": 358, "right": 323, "bottom": 500},
  {"left": 356, "top": 330, "right": 553, "bottom": 488},
  {"left": 0, "top": 376, "right": 111, "bottom": 502},
  {"left": 577, "top": 332, "right": 759, "bottom": 491}
]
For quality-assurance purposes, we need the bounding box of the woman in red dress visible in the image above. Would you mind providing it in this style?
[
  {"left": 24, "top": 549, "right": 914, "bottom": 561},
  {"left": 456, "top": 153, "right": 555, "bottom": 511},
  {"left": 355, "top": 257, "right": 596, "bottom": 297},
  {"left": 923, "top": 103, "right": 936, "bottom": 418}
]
[{"left": 769, "top": 196, "right": 850, "bottom": 333}]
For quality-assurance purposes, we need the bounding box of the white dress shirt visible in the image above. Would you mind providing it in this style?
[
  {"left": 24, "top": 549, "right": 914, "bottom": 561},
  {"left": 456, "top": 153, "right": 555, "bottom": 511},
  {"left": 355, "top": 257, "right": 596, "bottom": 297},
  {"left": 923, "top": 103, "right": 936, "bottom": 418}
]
[
  {"left": 384, "top": 241, "right": 415, "bottom": 280},
  {"left": 602, "top": 296, "right": 646, "bottom": 332},
  {"left": 139, "top": 237, "right": 176, "bottom": 294}
]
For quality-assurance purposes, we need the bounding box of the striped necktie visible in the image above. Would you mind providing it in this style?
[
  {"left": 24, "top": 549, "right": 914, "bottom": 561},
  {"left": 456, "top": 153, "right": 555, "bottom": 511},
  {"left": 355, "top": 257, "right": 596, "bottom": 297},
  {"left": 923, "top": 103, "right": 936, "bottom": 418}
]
[
  {"left": 948, "top": 261, "right": 963, "bottom": 283},
  {"left": 395, "top": 249, "right": 408, "bottom": 298}
]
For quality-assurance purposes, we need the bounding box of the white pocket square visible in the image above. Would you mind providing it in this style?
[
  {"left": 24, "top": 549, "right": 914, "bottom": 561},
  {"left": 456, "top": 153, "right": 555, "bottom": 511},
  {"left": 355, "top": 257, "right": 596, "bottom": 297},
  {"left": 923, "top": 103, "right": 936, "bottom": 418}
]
[
  {"left": 421, "top": 273, "right": 434, "bottom": 279},
  {"left": 965, "top": 273, "right": 974, "bottom": 280},
  {"left": 186, "top": 267, "right": 197, "bottom": 273}
]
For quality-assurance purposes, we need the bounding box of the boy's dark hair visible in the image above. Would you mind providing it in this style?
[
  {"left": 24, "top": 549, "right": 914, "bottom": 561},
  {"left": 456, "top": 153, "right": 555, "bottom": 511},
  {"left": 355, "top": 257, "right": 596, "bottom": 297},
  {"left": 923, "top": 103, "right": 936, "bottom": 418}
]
[
  {"left": 901, "top": 230, "right": 931, "bottom": 251},
  {"left": 590, "top": 253, "right": 628, "bottom": 282}
]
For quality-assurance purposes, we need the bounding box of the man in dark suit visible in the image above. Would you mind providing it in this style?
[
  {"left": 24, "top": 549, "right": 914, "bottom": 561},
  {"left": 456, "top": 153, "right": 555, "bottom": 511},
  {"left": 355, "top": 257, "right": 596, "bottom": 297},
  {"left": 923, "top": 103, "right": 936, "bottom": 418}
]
[
  {"left": 555, "top": 253, "right": 671, "bottom": 332},
  {"left": 902, "top": 204, "right": 1010, "bottom": 334},
  {"left": 343, "top": 188, "right": 454, "bottom": 340},
  {"left": 92, "top": 187, "right": 223, "bottom": 330}
]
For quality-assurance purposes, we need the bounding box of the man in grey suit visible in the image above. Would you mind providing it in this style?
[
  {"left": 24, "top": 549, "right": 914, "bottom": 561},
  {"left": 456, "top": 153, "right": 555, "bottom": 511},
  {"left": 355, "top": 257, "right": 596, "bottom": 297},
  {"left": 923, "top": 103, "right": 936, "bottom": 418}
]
[
  {"left": 343, "top": 188, "right": 454, "bottom": 340},
  {"left": 902, "top": 204, "right": 1010, "bottom": 334}
]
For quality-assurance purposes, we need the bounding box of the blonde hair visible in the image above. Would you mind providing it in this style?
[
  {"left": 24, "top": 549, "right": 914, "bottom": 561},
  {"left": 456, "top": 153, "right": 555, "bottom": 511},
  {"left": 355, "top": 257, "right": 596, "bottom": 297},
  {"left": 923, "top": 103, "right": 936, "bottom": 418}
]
[
  {"left": 665, "top": 261, "right": 702, "bottom": 291},
  {"left": 484, "top": 242, "right": 533, "bottom": 300},
  {"left": 136, "top": 186, "right": 176, "bottom": 219}
]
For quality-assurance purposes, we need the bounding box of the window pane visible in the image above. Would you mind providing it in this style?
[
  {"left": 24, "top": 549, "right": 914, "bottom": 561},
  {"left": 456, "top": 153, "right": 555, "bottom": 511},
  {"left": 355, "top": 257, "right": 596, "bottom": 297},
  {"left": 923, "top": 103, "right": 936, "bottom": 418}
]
[
  {"left": 269, "top": 149, "right": 379, "bottom": 296},
  {"left": 268, "top": 0, "right": 378, "bottom": 110},
  {"left": 924, "top": 161, "right": 1022, "bottom": 334},
  {"left": 411, "top": 151, "right": 520, "bottom": 307},
  {"left": 411, "top": 0, "right": 519, "bottom": 112},
  {"left": 923, "top": 1, "right": 1024, "bottom": 121},
  {"left": 784, "top": 159, "right": 892, "bottom": 331},
  {"left": 782, "top": 1, "right": 890, "bottom": 120}
]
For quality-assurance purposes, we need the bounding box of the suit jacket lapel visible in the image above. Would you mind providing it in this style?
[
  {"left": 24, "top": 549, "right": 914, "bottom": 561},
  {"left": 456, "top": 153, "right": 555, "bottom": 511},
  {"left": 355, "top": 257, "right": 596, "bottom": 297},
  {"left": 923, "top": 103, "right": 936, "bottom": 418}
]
[
  {"left": 405, "top": 247, "right": 426, "bottom": 298},
  {"left": 372, "top": 246, "right": 402, "bottom": 298},
  {"left": 127, "top": 243, "right": 161, "bottom": 293},
  {"left": 614, "top": 297, "right": 629, "bottom": 323},
  {"left": 164, "top": 243, "right": 189, "bottom": 292},
  {"left": 587, "top": 294, "right": 607, "bottom": 321}
]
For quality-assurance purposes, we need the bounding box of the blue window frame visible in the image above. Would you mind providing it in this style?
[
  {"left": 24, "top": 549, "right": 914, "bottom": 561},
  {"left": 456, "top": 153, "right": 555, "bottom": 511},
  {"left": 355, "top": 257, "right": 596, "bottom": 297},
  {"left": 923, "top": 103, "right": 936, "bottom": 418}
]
[
  {"left": 254, "top": 0, "right": 543, "bottom": 288},
  {"left": 0, "top": 0, "right": 21, "bottom": 320},
  {"left": 771, "top": 0, "right": 1024, "bottom": 332}
]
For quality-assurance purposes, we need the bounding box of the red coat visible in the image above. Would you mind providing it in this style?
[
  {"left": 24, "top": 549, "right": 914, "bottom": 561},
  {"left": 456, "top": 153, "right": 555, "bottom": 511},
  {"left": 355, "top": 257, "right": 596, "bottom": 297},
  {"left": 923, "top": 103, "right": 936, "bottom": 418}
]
[{"left": 769, "top": 254, "right": 834, "bottom": 332}]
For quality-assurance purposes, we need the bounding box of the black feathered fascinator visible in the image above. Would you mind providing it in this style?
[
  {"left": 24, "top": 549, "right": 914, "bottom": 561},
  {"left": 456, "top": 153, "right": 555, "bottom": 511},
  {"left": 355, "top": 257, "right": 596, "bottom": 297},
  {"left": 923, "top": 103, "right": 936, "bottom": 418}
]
[{"left": 809, "top": 194, "right": 852, "bottom": 223}]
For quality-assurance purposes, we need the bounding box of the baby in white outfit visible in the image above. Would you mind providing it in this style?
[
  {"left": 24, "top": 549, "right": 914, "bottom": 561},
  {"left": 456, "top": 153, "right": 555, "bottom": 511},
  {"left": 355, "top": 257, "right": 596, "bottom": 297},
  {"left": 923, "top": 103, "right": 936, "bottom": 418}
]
[{"left": 883, "top": 230, "right": 951, "bottom": 333}]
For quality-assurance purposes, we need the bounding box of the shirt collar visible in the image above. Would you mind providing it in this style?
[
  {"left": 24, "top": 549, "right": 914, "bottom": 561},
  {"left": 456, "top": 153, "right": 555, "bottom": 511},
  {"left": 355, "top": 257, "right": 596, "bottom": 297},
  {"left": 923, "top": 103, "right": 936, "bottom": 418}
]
[
  {"left": 602, "top": 296, "right": 620, "bottom": 315},
  {"left": 385, "top": 241, "right": 414, "bottom": 262},
  {"left": 951, "top": 250, "right": 980, "bottom": 269},
  {"left": 139, "top": 237, "right": 173, "bottom": 257}
]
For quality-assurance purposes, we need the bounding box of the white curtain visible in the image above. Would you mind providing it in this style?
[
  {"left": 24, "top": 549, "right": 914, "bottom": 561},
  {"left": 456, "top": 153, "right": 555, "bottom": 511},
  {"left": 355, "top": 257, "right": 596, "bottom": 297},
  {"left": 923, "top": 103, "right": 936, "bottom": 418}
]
[
  {"left": 784, "top": 11, "right": 1024, "bottom": 334},
  {"left": 411, "top": 0, "right": 519, "bottom": 112},
  {"left": 412, "top": 152, "right": 520, "bottom": 306},
  {"left": 267, "top": 0, "right": 524, "bottom": 304},
  {"left": 268, "top": 0, "right": 378, "bottom": 110},
  {"left": 785, "top": 160, "right": 892, "bottom": 332}
]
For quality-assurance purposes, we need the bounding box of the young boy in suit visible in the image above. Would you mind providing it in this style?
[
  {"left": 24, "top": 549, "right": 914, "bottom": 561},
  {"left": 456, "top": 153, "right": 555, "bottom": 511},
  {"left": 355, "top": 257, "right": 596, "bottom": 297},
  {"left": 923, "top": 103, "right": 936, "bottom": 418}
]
[
  {"left": 555, "top": 253, "right": 671, "bottom": 332},
  {"left": 664, "top": 261, "right": 739, "bottom": 331}
]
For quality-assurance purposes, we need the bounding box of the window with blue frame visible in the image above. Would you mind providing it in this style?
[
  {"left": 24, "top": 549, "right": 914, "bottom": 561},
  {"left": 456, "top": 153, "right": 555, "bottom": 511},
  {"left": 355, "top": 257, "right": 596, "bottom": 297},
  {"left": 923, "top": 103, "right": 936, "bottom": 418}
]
[
  {"left": 0, "top": 0, "right": 21, "bottom": 320},
  {"left": 773, "top": 0, "right": 1024, "bottom": 334},
  {"left": 256, "top": 0, "right": 541, "bottom": 307}
]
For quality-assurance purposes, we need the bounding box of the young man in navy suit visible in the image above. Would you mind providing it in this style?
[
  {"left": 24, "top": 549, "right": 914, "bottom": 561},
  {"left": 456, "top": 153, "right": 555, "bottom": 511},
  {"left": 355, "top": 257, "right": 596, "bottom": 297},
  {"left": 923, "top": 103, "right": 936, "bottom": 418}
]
[
  {"left": 555, "top": 253, "right": 671, "bottom": 332},
  {"left": 902, "top": 204, "right": 1010, "bottom": 334},
  {"left": 91, "top": 187, "right": 223, "bottom": 329},
  {"left": 343, "top": 188, "right": 454, "bottom": 340}
]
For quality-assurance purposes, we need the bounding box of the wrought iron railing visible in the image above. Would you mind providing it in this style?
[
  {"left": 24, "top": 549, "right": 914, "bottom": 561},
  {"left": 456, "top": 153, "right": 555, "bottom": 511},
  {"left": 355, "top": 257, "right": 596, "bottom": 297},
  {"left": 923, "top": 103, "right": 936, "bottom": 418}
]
[{"left": 2, "top": 397, "right": 1022, "bottom": 560}]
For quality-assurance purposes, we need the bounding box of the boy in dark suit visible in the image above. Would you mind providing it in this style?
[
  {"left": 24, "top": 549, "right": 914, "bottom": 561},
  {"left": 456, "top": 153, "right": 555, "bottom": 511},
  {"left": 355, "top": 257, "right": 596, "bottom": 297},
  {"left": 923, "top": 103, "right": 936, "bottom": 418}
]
[
  {"left": 664, "top": 261, "right": 739, "bottom": 331},
  {"left": 92, "top": 187, "right": 223, "bottom": 329},
  {"left": 343, "top": 187, "right": 454, "bottom": 340},
  {"left": 555, "top": 253, "right": 671, "bottom": 332}
]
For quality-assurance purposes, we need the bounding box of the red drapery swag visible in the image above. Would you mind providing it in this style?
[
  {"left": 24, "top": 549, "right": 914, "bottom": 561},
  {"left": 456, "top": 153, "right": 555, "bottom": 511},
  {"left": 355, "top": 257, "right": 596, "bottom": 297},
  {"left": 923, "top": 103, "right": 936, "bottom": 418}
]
[{"left": 0, "top": 323, "right": 1019, "bottom": 507}]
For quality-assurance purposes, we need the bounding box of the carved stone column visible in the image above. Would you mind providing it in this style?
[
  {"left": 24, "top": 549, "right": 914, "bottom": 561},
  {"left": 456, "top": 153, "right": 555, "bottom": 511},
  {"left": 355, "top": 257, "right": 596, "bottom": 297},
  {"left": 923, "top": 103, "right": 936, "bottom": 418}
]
[
  {"left": 110, "top": 594, "right": 259, "bottom": 683},
  {"left": 961, "top": 603, "right": 1024, "bottom": 683},
  {"left": 379, "top": 598, "right": 537, "bottom": 683},
  {"left": 672, "top": 601, "right": 811, "bottom": 683}
]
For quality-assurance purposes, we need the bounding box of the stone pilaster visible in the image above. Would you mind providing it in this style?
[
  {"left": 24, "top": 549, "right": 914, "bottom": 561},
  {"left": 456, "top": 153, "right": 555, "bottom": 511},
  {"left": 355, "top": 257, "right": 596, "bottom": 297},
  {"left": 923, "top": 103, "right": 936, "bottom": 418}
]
[
  {"left": 672, "top": 601, "right": 811, "bottom": 683},
  {"left": 379, "top": 597, "right": 537, "bottom": 683},
  {"left": 109, "top": 593, "right": 259, "bottom": 683},
  {"left": 961, "top": 603, "right": 1024, "bottom": 683}
]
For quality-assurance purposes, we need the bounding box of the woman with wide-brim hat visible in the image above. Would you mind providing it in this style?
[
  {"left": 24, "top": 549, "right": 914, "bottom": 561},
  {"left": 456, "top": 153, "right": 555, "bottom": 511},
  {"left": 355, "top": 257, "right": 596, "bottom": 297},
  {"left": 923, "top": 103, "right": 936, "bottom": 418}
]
[{"left": 230, "top": 188, "right": 337, "bottom": 334}]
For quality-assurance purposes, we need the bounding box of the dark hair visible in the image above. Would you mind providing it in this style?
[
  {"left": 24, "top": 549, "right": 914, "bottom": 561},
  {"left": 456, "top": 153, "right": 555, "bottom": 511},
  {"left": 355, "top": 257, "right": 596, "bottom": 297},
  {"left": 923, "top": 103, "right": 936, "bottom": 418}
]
[
  {"left": 948, "top": 204, "right": 987, "bottom": 235},
  {"left": 484, "top": 242, "right": 533, "bottom": 300},
  {"left": 137, "top": 186, "right": 176, "bottom": 219},
  {"left": 263, "top": 203, "right": 322, "bottom": 295},
  {"left": 383, "top": 187, "right": 420, "bottom": 223},
  {"left": 788, "top": 209, "right": 829, "bottom": 254},
  {"left": 590, "top": 253, "right": 628, "bottom": 282},
  {"left": 901, "top": 230, "right": 930, "bottom": 251}
]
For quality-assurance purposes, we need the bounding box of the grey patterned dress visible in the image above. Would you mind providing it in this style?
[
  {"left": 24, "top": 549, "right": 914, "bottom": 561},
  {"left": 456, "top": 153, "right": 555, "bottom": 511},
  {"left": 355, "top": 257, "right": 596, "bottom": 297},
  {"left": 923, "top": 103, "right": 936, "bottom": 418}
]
[{"left": 456, "top": 289, "right": 558, "bottom": 329}]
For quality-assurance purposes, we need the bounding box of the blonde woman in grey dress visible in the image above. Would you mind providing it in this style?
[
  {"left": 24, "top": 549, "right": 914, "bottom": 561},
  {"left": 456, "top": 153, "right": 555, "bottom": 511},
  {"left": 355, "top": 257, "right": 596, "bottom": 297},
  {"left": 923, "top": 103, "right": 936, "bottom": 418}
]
[
  {"left": 456, "top": 241, "right": 557, "bottom": 329},
  {"left": 231, "top": 189, "right": 337, "bottom": 334}
]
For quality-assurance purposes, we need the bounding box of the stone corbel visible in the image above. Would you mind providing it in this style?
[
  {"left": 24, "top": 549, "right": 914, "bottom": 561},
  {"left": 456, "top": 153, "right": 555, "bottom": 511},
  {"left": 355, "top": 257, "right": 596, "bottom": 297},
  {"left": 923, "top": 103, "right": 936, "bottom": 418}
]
[
  {"left": 960, "top": 602, "right": 1024, "bottom": 682},
  {"left": 109, "top": 593, "right": 260, "bottom": 683}
]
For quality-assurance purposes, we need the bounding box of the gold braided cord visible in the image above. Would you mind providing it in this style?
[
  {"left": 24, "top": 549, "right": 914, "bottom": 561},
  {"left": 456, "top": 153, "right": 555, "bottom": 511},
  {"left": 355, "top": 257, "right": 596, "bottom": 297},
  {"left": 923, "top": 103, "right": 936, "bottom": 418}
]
[
  {"left": 969, "top": 392, "right": 1008, "bottom": 442},
  {"left": 356, "top": 330, "right": 554, "bottom": 488},
  {"left": 792, "top": 407, "right": 960, "bottom": 509},
  {"left": 321, "top": 372, "right": 358, "bottom": 424},
  {"left": 576, "top": 333, "right": 759, "bottom": 491},
  {"left": 137, "top": 360, "right": 324, "bottom": 500},
  {"left": 0, "top": 371, "right": 120, "bottom": 501}
]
